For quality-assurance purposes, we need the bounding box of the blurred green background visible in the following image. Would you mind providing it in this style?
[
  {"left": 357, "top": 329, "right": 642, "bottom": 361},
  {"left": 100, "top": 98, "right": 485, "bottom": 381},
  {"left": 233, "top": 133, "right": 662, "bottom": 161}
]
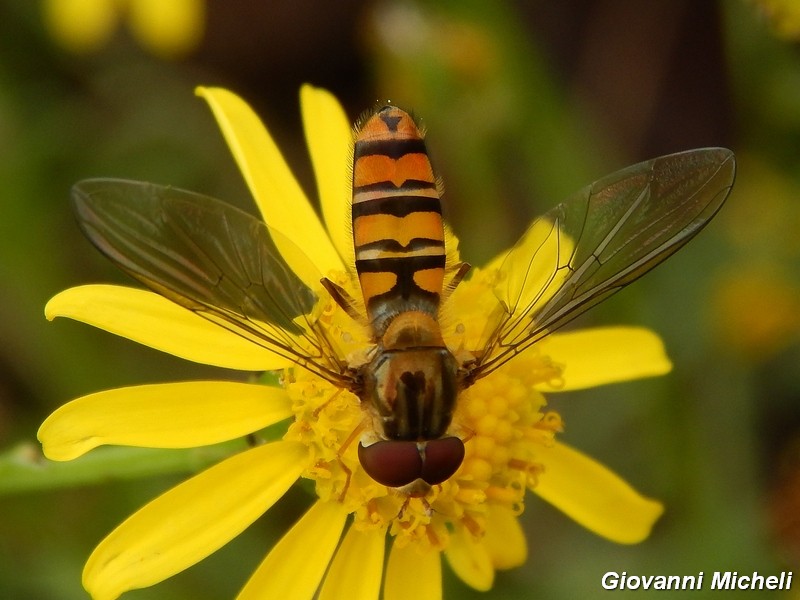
[{"left": 2, "top": 0, "right": 800, "bottom": 598}]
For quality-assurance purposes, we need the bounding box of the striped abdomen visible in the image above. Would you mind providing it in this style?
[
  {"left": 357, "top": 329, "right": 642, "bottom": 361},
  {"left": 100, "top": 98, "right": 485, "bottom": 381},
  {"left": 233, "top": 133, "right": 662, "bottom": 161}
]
[{"left": 351, "top": 106, "right": 445, "bottom": 337}]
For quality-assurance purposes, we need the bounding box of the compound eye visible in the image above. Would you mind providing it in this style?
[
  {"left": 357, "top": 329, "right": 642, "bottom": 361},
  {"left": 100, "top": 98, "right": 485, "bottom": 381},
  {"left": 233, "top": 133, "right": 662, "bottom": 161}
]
[
  {"left": 358, "top": 440, "right": 422, "bottom": 488},
  {"left": 419, "top": 437, "right": 465, "bottom": 485},
  {"left": 358, "top": 437, "right": 466, "bottom": 488}
]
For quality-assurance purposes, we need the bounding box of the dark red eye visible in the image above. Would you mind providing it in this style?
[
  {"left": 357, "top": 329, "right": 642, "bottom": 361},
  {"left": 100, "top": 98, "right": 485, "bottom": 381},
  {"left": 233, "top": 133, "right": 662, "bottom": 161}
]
[
  {"left": 420, "top": 437, "right": 465, "bottom": 485},
  {"left": 358, "top": 440, "right": 422, "bottom": 488},
  {"left": 358, "top": 437, "right": 465, "bottom": 488}
]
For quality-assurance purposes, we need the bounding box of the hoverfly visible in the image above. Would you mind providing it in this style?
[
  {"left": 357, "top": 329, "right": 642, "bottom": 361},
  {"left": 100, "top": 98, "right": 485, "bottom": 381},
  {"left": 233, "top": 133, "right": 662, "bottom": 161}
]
[{"left": 71, "top": 104, "right": 735, "bottom": 495}]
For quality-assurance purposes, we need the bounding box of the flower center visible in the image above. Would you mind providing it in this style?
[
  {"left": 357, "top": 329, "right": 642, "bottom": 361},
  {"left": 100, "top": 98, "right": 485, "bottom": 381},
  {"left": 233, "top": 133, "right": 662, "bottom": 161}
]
[{"left": 281, "top": 267, "right": 565, "bottom": 551}]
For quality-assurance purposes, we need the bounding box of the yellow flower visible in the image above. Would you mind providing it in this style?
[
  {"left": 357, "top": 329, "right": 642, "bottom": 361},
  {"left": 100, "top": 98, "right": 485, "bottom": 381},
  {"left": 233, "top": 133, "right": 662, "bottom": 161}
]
[
  {"left": 42, "top": 0, "right": 204, "bottom": 58},
  {"left": 40, "top": 85, "right": 669, "bottom": 599}
]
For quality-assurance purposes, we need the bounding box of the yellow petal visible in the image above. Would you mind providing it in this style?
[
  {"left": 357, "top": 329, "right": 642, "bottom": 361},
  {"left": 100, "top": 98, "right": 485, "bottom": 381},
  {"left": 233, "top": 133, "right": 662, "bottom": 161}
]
[
  {"left": 533, "top": 440, "right": 664, "bottom": 544},
  {"left": 127, "top": 0, "right": 204, "bottom": 59},
  {"left": 196, "top": 86, "right": 343, "bottom": 275},
  {"left": 535, "top": 326, "right": 672, "bottom": 392},
  {"left": 494, "top": 216, "right": 573, "bottom": 317},
  {"left": 483, "top": 505, "right": 527, "bottom": 570},
  {"left": 444, "top": 526, "right": 494, "bottom": 591},
  {"left": 38, "top": 381, "right": 292, "bottom": 461},
  {"left": 83, "top": 441, "right": 308, "bottom": 600},
  {"left": 442, "top": 266, "right": 506, "bottom": 351},
  {"left": 385, "top": 542, "right": 441, "bottom": 600},
  {"left": 46, "top": 285, "right": 291, "bottom": 371},
  {"left": 300, "top": 84, "right": 353, "bottom": 266},
  {"left": 237, "top": 500, "right": 348, "bottom": 600},
  {"left": 319, "top": 526, "right": 385, "bottom": 600}
]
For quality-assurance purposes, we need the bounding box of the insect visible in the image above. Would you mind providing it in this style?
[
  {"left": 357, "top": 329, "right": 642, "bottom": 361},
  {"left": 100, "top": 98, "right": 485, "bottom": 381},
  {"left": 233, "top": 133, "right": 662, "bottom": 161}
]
[{"left": 71, "top": 105, "right": 735, "bottom": 495}]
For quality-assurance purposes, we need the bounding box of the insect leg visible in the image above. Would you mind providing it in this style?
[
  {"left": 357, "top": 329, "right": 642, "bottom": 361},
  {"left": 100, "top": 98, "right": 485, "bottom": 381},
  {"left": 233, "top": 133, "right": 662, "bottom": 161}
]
[{"left": 320, "top": 277, "right": 362, "bottom": 321}]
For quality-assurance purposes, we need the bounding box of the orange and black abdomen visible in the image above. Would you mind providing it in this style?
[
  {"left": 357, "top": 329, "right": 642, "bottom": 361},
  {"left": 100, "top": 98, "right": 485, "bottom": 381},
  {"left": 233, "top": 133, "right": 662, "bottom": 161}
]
[{"left": 352, "top": 106, "right": 445, "bottom": 335}]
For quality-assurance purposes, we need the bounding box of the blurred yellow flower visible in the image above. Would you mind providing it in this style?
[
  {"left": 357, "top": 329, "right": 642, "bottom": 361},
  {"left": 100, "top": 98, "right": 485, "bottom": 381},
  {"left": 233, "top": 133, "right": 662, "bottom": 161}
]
[
  {"left": 750, "top": 0, "right": 800, "bottom": 39},
  {"left": 712, "top": 266, "right": 800, "bottom": 360},
  {"left": 712, "top": 155, "right": 800, "bottom": 361},
  {"left": 42, "top": 0, "right": 204, "bottom": 58},
  {"left": 40, "top": 86, "right": 668, "bottom": 599}
]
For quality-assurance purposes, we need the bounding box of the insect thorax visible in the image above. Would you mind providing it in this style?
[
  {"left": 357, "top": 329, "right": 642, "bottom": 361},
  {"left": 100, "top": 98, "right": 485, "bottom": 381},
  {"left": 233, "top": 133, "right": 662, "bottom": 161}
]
[{"left": 360, "top": 311, "right": 459, "bottom": 440}]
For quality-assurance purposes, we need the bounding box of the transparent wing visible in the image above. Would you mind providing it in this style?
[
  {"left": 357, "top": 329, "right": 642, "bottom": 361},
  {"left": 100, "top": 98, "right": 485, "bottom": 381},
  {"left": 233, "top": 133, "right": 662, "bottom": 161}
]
[
  {"left": 467, "top": 148, "right": 735, "bottom": 381},
  {"left": 71, "top": 178, "right": 354, "bottom": 384}
]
